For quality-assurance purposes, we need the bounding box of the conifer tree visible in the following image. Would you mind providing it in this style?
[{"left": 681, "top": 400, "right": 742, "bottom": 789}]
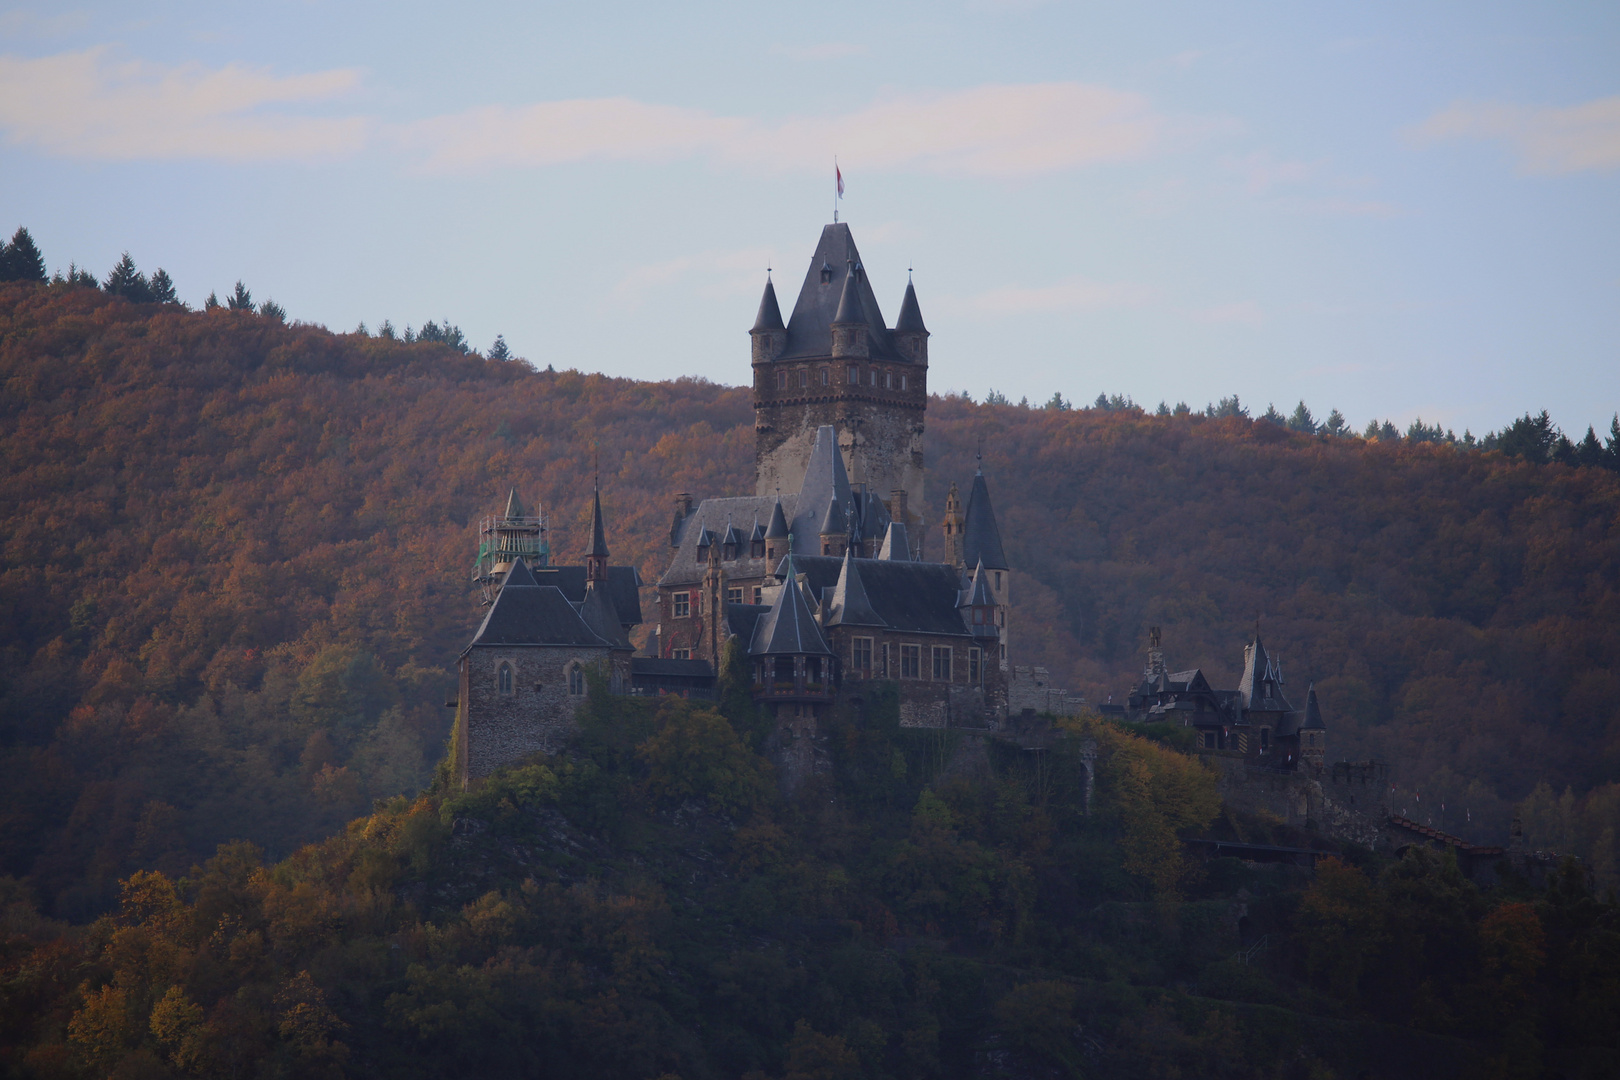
[
  {"left": 258, "top": 299, "right": 286, "bottom": 322},
  {"left": 226, "top": 281, "right": 253, "bottom": 310},
  {"left": 378, "top": 319, "right": 396, "bottom": 340},
  {"left": 1288, "top": 401, "right": 1317, "bottom": 433},
  {"left": 204, "top": 290, "right": 220, "bottom": 310},
  {"left": 1323, "top": 408, "right": 1348, "bottom": 436},
  {"left": 1, "top": 227, "right": 46, "bottom": 282},
  {"left": 103, "top": 253, "right": 152, "bottom": 301},
  {"left": 1605, "top": 415, "right": 1620, "bottom": 472},
  {"left": 1260, "top": 402, "right": 1287, "bottom": 426},
  {"left": 147, "top": 268, "right": 178, "bottom": 305},
  {"left": 1496, "top": 411, "right": 1557, "bottom": 463},
  {"left": 488, "top": 335, "right": 510, "bottom": 361}
]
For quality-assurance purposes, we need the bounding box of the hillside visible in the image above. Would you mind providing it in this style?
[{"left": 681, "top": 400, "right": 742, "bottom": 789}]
[
  {"left": 1, "top": 282, "right": 1618, "bottom": 918},
  {"left": 3, "top": 682, "right": 1617, "bottom": 1079}
]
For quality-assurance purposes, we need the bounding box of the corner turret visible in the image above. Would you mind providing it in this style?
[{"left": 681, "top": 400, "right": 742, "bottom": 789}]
[
  {"left": 750, "top": 274, "right": 786, "bottom": 363},
  {"left": 893, "top": 276, "right": 929, "bottom": 364},
  {"left": 830, "top": 261, "right": 870, "bottom": 359}
]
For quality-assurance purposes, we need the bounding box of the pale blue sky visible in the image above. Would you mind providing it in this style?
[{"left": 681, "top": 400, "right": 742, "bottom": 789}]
[{"left": 3, "top": 2, "right": 1617, "bottom": 436}]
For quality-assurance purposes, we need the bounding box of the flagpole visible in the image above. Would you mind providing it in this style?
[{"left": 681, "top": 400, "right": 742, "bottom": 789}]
[{"left": 834, "top": 157, "right": 839, "bottom": 223}]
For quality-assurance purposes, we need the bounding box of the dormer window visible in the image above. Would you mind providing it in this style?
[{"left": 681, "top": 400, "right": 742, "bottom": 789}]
[
  {"left": 751, "top": 537, "right": 765, "bottom": 558},
  {"left": 820, "top": 261, "right": 833, "bottom": 284}
]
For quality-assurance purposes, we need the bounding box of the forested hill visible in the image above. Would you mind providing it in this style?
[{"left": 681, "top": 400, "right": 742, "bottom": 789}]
[{"left": 1, "top": 282, "right": 1617, "bottom": 917}]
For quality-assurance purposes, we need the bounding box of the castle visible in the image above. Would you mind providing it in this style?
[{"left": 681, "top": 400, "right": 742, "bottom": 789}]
[{"left": 449, "top": 222, "right": 1333, "bottom": 795}]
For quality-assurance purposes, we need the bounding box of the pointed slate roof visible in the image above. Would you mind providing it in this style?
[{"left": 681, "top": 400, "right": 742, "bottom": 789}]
[
  {"left": 826, "top": 548, "right": 885, "bottom": 627},
  {"left": 503, "top": 488, "right": 526, "bottom": 518},
  {"left": 749, "top": 551, "right": 832, "bottom": 656},
  {"left": 959, "top": 558, "right": 994, "bottom": 609},
  {"left": 791, "top": 425, "right": 853, "bottom": 552},
  {"left": 878, "top": 520, "right": 912, "bottom": 561},
  {"left": 752, "top": 275, "right": 785, "bottom": 332},
  {"left": 750, "top": 517, "right": 766, "bottom": 544},
  {"left": 586, "top": 486, "right": 610, "bottom": 558},
  {"left": 782, "top": 224, "right": 902, "bottom": 361},
  {"left": 467, "top": 558, "right": 611, "bottom": 649},
  {"left": 1301, "top": 685, "right": 1325, "bottom": 730},
  {"left": 723, "top": 518, "right": 744, "bottom": 548},
  {"left": 895, "top": 278, "right": 927, "bottom": 333},
  {"left": 818, "top": 498, "right": 846, "bottom": 537},
  {"left": 833, "top": 262, "right": 865, "bottom": 324},
  {"left": 962, "top": 468, "right": 1008, "bottom": 570},
  {"left": 577, "top": 580, "right": 630, "bottom": 649},
  {"left": 765, "top": 497, "right": 790, "bottom": 539},
  {"left": 1238, "top": 634, "right": 1292, "bottom": 712}
]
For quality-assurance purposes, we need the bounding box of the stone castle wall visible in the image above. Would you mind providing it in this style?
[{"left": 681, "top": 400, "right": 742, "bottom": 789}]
[
  {"left": 457, "top": 646, "right": 624, "bottom": 785},
  {"left": 1008, "top": 665, "right": 1088, "bottom": 717},
  {"left": 1204, "top": 754, "right": 1387, "bottom": 848}
]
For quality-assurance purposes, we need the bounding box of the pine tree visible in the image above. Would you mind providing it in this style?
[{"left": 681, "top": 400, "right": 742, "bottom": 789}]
[
  {"left": 1260, "top": 403, "right": 1287, "bottom": 426},
  {"left": 103, "top": 253, "right": 151, "bottom": 301},
  {"left": 1, "top": 227, "right": 46, "bottom": 282},
  {"left": 1604, "top": 415, "right": 1620, "bottom": 472},
  {"left": 1155, "top": 401, "right": 1170, "bottom": 417},
  {"left": 204, "top": 290, "right": 220, "bottom": 310},
  {"left": 378, "top": 319, "right": 396, "bottom": 340},
  {"left": 147, "top": 268, "right": 178, "bottom": 305},
  {"left": 258, "top": 299, "right": 286, "bottom": 322},
  {"left": 488, "top": 334, "right": 511, "bottom": 361},
  {"left": 1496, "top": 411, "right": 1557, "bottom": 463},
  {"left": 1044, "top": 392, "right": 1070, "bottom": 411},
  {"left": 1288, "top": 401, "right": 1317, "bottom": 434},
  {"left": 226, "top": 281, "right": 253, "bottom": 310},
  {"left": 1323, "top": 409, "right": 1348, "bottom": 436}
]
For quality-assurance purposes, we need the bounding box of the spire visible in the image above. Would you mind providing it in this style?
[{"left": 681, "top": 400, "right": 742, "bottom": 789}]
[
  {"left": 962, "top": 469, "right": 1008, "bottom": 570},
  {"left": 503, "top": 488, "right": 526, "bottom": 518},
  {"left": 752, "top": 274, "right": 785, "bottom": 331},
  {"left": 895, "top": 278, "right": 927, "bottom": 333},
  {"left": 818, "top": 498, "right": 846, "bottom": 538},
  {"left": 826, "top": 547, "right": 884, "bottom": 627},
  {"left": 749, "top": 548, "right": 832, "bottom": 656},
  {"left": 585, "top": 482, "right": 610, "bottom": 583},
  {"left": 833, "top": 261, "right": 865, "bottom": 325},
  {"left": 791, "top": 425, "right": 853, "bottom": 551},
  {"left": 765, "top": 497, "right": 790, "bottom": 539},
  {"left": 1302, "top": 684, "right": 1325, "bottom": 730}
]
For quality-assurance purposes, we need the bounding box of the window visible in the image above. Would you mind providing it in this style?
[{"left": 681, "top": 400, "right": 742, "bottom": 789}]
[
  {"left": 1260, "top": 728, "right": 1270, "bottom": 752},
  {"left": 932, "top": 646, "right": 952, "bottom": 681},
  {"left": 848, "top": 365, "right": 859, "bottom": 384},
  {"left": 999, "top": 644, "right": 1006, "bottom": 662},
  {"left": 899, "top": 374, "right": 908, "bottom": 391},
  {"left": 673, "top": 648, "right": 691, "bottom": 660},
  {"left": 969, "top": 647, "right": 981, "bottom": 682},
  {"left": 727, "top": 586, "right": 743, "bottom": 605},
  {"left": 497, "top": 662, "right": 513, "bottom": 694},
  {"left": 884, "top": 370, "right": 893, "bottom": 390},
  {"left": 673, "top": 592, "right": 690, "bottom": 618},
  {"left": 798, "top": 369, "right": 808, "bottom": 389},
  {"left": 775, "top": 370, "right": 786, "bottom": 390},
  {"left": 869, "top": 368, "right": 877, "bottom": 387},
  {"left": 568, "top": 663, "right": 584, "bottom": 695},
  {"left": 852, "top": 637, "right": 873, "bottom": 677},
  {"left": 994, "top": 571, "right": 1002, "bottom": 590},
  {"left": 900, "top": 644, "right": 921, "bottom": 679},
  {"left": 819, "top": 368, "right": 829, "bottom": 386},
  {"left": 752, "top": 586, "right": 762, "bottom": 604}
]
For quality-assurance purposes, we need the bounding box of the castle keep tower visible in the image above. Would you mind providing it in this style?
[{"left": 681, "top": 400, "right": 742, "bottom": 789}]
[{"left": 752, "top": 224, "right": 928, "bottom": 532}]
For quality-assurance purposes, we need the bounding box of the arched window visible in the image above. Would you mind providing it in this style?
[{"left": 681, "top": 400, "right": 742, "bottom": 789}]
[
  {"left": 568, "top": 663, "right": 585, "bottom": 696},
  {"left": 497, "top": 662, "right": 513, "bottom": 694}
]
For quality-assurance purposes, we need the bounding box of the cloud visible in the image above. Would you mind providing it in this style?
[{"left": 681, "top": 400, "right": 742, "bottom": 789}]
[
  {"left": 399, "top": 82, "right": 1168, "bottom": 177},
  {"left": 0, "top": 47, "right": 364, "bottom": 160},
  {"left": 1412, "top": 96, "right": 1620, "bottom": 174},
  {"left": 770, "top": 42, "right": 867, "bottom": 61},
  {"left": 1190, "top": 301, "right": 1264, "bottom": 326},
  {"left": 612, "top": 247, "right": 776, "bottom": 310},
  {"left": 1222, "top": 150, "right": 1317, "bottom": 195},
  {"left": 965, "top": 276, "right": 1156, "bottom": 315}
]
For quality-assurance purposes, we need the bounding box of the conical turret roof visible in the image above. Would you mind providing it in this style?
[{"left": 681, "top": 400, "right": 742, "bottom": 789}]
[
  {"left": 765, "top": 498, "right": 790, "bottom": 539},
  {"left": 895, "top": 278, "right": 927, "bottom": 333},
  {"left": 750, "top": 517, "right": 766, "bottom": 544},
  {"left": 826, "top": 548, "right": 885, "bottom": 627},
  {"left": 959, "top": 558, "right": 994, "bottom": 609},
  {"left": 503, "top": 488, "right": 526, "bottom": 518},
  {"left": 833, "top": 262, "right": 866, "bottom": 325},
  {"left": 819, "top": 498, "right": 846, "bottom": 537},
  {"left": 752, "top": 275, "right": 785, "bottom": 332},
  {"left": 963, "top": 468, "right": 1008, "bottom": 570},
  {"left": 791, "top": 425, "right": 853, "bottom": 551},
  {"left": 577, "top": 579, "right": 629, "bottom": 649},
  {"left": 749, "top": 550, "right": 832, "bottom": 656},
  {"left": 1302, "top": 685, "right": 1325, "bottom": 730},
  {"left": 586, "top": 485, "right": 610, "bottom": 558},
  {"left": 878, "top": 521, "right": 912, "bottom": 561}
]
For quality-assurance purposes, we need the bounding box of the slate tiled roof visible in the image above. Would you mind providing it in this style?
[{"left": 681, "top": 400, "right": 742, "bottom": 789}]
[
  {"left": 750, "top": 552, "right": 832, "bottom": 656},
  {"left": 894, "top": 279, "right": 927, "bottom": 334},
  {"left": 825, "top": 549, "right": 884, "bottom": 627},
  {"left": 469, "top": 559, "right": 613, "bottom": 649},
  {"left": 789, "top": 426, "right": 851, "bottom": 551},
  {"left": 586, "top": 487, "right": 610, "bottom": 558},
  {"left": 963, "top": 469, "right": 1009, "bottom": 571},
  {"left": 726, "top": 603, "right": 769, "bottom": 641},
  {"left": 878, "top": 521, "right": 913, "bottom": 561},
  {"left": 577, "top": 581, "right": 630, "bottom": 649},
  {"left": 1301, "top": 685, "right": 1325, "bottom": 730},
  {"left": 1238, "top": 636, "right": 1293, "bottom": 712},
  {"left": 658, "top": 494, "right": 799, "bottom": 586},
  {"left": 780, "top": 224, "right": 906, "bottom": 362},
  {"left": 530, "top": 565, "right": 642, "bottom": 627},
  {"left": 751, "top": 276, "right": 785, "bottom": 332},
  {"left": 783, "top": 555, "right": 972, "bottom": 638}
]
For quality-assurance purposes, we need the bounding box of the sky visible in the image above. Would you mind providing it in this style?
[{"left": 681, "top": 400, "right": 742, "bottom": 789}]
[{"left": 3, "top": 2, "right": 1618, "bottom": 438}]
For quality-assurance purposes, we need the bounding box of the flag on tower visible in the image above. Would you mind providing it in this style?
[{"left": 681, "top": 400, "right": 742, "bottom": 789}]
[{"left": 836, "top": 164, "right": 844, "bottom": 199}]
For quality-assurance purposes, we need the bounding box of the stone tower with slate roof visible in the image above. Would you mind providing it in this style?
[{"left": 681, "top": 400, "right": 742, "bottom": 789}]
[{"left": 751, "top": 224, "right": 928, "bottom": 537}]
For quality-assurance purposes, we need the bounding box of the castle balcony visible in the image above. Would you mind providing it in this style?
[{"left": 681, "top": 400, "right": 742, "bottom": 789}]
[{"left": 752, "top": 657, "right": 837, "bottom": 703}]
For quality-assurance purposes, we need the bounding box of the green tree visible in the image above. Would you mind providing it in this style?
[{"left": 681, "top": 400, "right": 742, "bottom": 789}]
[
  {"left": 259, "top": 299, "right": 287, "bottom": 322},
  {"left": 227, "top": 280, "right": 254, "bottom": 310},
  {"left": 147, "top": 268, "right": 179, "bottom": 305},
  {"left": 103, "top": 252, "right": 152, "bottom": 301},
  {"left": 637, "top": 700, "right": 773, "bottom": 818},
  {"left": 1295, "top": 857, "right": 1385, "bottom": 1000},
  {"left": 488, "top": 334, "right": 511, "bottom": 361},
  {"left": 1288, "top": 400, "right": 1317, "bottom": 433},
  {"left": 1496, "top": 410, "right": 1558, "bottom": 463},
  {"left": 2, "top": 226, "right": 47, "bottom": 282},
  {"left": 1323, "top": 407, "right": 1349, "bottom": 435}
]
